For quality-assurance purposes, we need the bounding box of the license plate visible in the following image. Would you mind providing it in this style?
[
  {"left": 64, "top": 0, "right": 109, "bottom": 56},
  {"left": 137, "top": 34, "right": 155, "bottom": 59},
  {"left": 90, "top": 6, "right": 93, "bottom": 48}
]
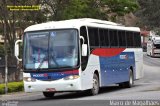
[
  {"left": 154, "top": 49, "right": 160, "bottom": 53},
  {"left": 46, "top": 88, "right": 56, "bottom": 92}
]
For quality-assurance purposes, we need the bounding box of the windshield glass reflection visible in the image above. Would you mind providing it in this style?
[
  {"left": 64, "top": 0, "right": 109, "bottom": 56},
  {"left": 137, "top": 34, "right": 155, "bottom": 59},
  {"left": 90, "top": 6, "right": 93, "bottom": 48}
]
[{"left": 24, "top": 29, "right": 78, "bottom": 70}]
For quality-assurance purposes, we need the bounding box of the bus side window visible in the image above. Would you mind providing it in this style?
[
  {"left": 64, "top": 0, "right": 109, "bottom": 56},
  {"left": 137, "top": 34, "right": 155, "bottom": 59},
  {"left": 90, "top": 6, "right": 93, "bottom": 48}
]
[
  {"left": 88, "top": 27, "right": 99, "bottom": 48},
  {"left": 118, "top": 30, "right": 126, "bottom": 47},
  {"left": 126, "top": 31, "right": 134, "bottom": 47},
  {"left": 80, "top": 26, "right": 89, "bottom": 71},
  {"left": 109, "top": 30, "right": 118, "bottom": 47},
  {"left": 134, "top": 32, "right": 141, "bottom": 47},
  {"left": 99, "top": 28, "right": 109, "bottom": 47}
]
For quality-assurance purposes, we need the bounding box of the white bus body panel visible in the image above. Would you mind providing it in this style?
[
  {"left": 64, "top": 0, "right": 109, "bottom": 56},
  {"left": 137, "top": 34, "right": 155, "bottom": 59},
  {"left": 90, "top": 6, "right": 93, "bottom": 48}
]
[
  {"left": 81, "top": 54, "right": 100, "bottom": 90},
  {"left": 134, "top": 49, "right": 143, "bottom": 79},
  {"left": 124, "top": 48, "right": 143, "bottom": 79}
]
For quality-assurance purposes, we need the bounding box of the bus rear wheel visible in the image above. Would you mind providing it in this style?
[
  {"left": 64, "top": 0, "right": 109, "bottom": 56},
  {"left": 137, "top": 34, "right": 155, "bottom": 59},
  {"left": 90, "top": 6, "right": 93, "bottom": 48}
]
[
  {"left": 119, "top": 69, "right": 134, "bottom": 88},
  {"left": 43, "top": 92, "right": 55, "bottom": 98},
  {"left": 90, "top": 74, "right": 99, "bottom": 95},
  {"left": 125, "top": 69, "right": 134, "bottom": 88}
]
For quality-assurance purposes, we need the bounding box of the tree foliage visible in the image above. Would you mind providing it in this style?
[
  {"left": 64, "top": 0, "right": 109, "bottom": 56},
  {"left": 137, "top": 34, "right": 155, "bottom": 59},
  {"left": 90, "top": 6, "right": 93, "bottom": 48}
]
[
  {"left": 136, "top": 0, "right": 160, "bottom": 29},
  {"left": 41, "top": 0, "right": 139, "bottom": 21},
  {"left": 103, "top": 0, "right": 139, "bottom": 15},
  {"left": 100, "top": 0, "right": 139, "bottom": 22},
  {"left": 0, "top": 0, "right": 47, "bottom": 55},
  {"left": 61, "top": 0, "right": 105, "bottom": 20}
]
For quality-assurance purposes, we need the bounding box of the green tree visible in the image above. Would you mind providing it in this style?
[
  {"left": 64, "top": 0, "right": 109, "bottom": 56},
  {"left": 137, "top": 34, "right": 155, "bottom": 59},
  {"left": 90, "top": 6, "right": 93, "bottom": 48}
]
[
  {"left": 103, "top": 0, "right": 139, "bottom": 15},
  {"left": 42, "top": 0, "right": 70, "bottom": 21},
  {"left": 101, "top": 0, "right": 139, "bottom": 21},
  {"left": 61, "top": 0, "right": 105, "bottom": 20},
  {"left": 0, "top": 0, "right": 48, "bottom": 55},
  {"left": 136, "top": 0, "right": 160, "bottom": 29},
  {"left": 42, "top": 0, "right": 139, "bottom": 21}
]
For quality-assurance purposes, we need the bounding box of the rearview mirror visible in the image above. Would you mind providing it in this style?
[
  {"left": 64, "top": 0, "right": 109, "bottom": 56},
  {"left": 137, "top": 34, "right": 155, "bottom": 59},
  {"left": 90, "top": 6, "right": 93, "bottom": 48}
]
[
  {"left": 15, "top": 40, "right": 22, "bottom": 61},
  {"left": 82, "top": 44, "right": 87, "bottom": 56}
]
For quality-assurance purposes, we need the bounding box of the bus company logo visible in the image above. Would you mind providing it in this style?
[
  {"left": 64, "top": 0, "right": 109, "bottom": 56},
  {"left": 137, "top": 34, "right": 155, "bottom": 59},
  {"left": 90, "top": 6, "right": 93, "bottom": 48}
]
[
  {"left": 32, "top": 73, "right": 48, "bottom": 77},
  {"left": 120, "top": 55, "right": 128, "bottom": 60}
]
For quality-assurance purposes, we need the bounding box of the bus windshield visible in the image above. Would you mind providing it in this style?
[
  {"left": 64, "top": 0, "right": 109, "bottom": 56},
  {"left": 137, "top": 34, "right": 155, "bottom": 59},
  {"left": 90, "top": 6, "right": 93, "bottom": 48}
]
[{"left": 23, "top": 29, "right": 78, "bottom": 70}]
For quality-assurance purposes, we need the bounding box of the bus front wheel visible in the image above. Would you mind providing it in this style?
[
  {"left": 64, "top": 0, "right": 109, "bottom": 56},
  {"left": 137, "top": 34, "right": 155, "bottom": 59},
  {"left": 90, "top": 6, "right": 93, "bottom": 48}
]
[
  {"left": 43, "top": 92, "right": 55, "bottom": 98},
  {"left": 90, "top": 74, "right": 99, "bottom": 95}
]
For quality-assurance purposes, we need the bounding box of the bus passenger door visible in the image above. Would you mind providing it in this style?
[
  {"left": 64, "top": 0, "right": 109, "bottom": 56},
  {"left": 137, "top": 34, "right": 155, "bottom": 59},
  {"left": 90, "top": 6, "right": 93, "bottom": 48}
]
[{"left": 80, "top": 26, "right": 91, "bottom": 90}]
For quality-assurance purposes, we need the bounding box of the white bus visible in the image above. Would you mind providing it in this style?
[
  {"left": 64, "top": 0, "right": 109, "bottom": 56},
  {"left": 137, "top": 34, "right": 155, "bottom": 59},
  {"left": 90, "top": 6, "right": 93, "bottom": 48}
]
[
  {"left": 15, "top": 18, "right": 143, "bottom": 98},
  {"left": 147, "top": 35, "right": 160, "bottom": 57}
]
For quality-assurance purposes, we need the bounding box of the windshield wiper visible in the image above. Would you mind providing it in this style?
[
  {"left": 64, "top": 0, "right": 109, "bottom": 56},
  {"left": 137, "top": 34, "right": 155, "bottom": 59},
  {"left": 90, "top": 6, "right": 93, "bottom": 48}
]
[
  {"left": 50, "top": 52, "right": 59, "bottom": 67},
  {"left": 35, "top": 55, "right": 48, "bottom": 72}
]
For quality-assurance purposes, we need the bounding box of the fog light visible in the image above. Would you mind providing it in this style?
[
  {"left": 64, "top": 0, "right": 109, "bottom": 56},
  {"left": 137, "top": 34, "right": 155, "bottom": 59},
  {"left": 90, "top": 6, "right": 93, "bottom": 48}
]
[
  {"left": 28, "top": 85, "right": 31, "bottom": 88},
  {"left": 70, "top": 84, "right": 73, "bottom": 86}
]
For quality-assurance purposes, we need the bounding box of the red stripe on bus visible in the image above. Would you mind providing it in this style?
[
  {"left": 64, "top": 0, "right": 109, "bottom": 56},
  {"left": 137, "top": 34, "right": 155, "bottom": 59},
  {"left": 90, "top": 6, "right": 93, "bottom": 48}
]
[
  {"left": 92, "top": 48, "right": 126, "bottom": 57},
  {"left": 60, "top": 70, "right": 79, "bottom": 74}
]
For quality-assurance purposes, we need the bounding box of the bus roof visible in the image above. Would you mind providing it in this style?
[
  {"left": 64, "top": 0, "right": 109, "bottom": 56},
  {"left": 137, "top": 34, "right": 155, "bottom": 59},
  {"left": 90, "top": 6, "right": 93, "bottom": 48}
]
[{"left": 24, "top": 18, "right": 140, "bottom": 32}]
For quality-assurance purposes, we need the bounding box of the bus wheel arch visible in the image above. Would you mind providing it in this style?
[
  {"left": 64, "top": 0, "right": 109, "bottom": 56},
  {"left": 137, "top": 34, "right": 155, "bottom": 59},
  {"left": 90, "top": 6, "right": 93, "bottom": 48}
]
[{"left": 94, "top": 70, "right": 99, "bottom": 80}]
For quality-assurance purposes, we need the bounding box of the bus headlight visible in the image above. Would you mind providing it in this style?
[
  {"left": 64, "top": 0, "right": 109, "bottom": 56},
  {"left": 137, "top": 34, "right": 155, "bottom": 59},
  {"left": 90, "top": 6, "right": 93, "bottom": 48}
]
[
  {"left": 63, "top": 75, "right": 79, "bottom": 80},
  {"left": 23, "top": 77, "right": 36, "bottom": 82}
]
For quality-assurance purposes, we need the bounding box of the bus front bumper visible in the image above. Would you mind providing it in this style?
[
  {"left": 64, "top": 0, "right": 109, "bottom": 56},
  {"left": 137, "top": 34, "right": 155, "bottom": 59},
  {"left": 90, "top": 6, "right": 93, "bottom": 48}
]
[{"left": 24, "top": 78, "right": 81, "bottom": 93}]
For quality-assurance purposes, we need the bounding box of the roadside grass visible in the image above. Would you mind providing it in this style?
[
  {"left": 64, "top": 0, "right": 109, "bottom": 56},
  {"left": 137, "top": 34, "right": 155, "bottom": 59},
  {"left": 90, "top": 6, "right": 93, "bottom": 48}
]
[{"left": 0, "top": 81, "right": 24, "bottom": 94}]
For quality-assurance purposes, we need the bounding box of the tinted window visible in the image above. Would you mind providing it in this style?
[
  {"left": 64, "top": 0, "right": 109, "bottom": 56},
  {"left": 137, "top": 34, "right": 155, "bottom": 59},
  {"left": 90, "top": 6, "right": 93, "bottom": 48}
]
[
  {"left": 126, "top": 31, "right": 134, "bottom": 47},
  {"left": 104, "top": 29, "right": 109, "bottom": 46},
  {"left": 134, "top": 32, "right": 141, "bottom": 47},
  {"left": 118, "top": 30, "right": 126, "bottom": 47},
  {"left": 109, "top": 30, "right": 118, "bottom": 47},
  {"left": 99, "top": 29, "right": 105, "bottom": 46},
  {"left": 88, "top": 27, "right": 99, "bottom": 47},
  {"left": 99, "top": 28, "right": 109, "bottom": 47}
]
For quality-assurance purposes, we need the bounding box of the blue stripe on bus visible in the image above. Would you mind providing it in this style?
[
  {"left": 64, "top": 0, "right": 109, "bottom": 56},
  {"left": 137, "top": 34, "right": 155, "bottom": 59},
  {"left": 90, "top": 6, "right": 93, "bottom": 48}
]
[
  {"left": 30, "top": 70, "right": 78, "bottom": 81},
  {"left": 99, "top": 52, "right": 135, "bottom": 86}
]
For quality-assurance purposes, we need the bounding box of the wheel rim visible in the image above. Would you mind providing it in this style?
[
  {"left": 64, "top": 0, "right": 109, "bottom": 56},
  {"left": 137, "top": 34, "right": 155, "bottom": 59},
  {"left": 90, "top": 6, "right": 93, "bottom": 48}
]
[
  {"left": 93, "top": 77, "right": 99, "bottom": 94},
  {"left": 129, "top": 72, "right": 133, "bottom": 85}
]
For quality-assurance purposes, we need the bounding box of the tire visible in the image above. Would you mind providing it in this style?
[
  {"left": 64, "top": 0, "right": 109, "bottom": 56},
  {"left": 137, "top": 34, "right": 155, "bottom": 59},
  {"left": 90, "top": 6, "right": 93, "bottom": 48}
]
[
  {"left": 43, "top": 92, "right": 55, "bottom": 98},
  {"left": 124, "top": 69, "right": 134, "bottom": 88},
  {"left": 89, "top": 74, "right": 99, "bottom": 95}
]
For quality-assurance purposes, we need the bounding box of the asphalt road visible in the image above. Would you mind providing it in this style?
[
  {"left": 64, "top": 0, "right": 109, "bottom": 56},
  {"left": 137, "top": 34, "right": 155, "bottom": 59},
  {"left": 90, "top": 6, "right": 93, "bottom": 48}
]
[{"left": 1, "top": 53, "right": 160, "bottom": 106}]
